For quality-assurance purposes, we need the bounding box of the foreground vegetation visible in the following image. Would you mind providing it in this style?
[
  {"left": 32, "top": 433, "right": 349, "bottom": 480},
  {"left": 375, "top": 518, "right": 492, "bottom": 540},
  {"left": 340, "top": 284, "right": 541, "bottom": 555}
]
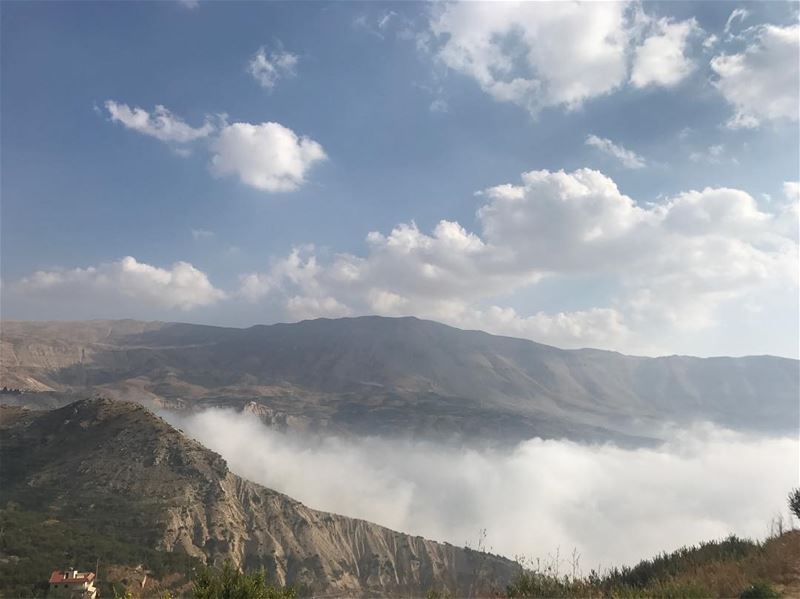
[
  {"left": 499, "top": 489, "right": 800, "bottom": 598},
  {"left": 506, "top": 531, "right": 799, "bottom": 598},
  {"left": 3, "top": 493, "right": 799, "bottom": 598},
  {"left": 0, "top": 504, "right": 201, "bottom": 598},
  {"left": 192, "top": 561, "right": 296, "bottom": 599}
]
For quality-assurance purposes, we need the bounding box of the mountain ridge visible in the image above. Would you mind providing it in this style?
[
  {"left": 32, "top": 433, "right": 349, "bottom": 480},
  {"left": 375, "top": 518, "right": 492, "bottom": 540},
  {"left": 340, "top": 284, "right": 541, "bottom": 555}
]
[
  {"left": 1, "top": 316, "right": 797, "bottom": 444},
  {"left": 5, "top": 314, "right": 795, "bottom": 359},
  {"left": 0, "top": 397, "right": 519, "bottom": 596}
]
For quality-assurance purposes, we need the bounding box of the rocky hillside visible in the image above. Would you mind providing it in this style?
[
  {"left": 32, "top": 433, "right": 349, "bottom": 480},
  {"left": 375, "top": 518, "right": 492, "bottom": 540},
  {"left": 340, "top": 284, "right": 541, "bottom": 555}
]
[
  {"left": 1, "top": 317, "right": 797, "bottom": 444},
  {"left": 0, "top": 398, "right": 519, "bottom": 597}
]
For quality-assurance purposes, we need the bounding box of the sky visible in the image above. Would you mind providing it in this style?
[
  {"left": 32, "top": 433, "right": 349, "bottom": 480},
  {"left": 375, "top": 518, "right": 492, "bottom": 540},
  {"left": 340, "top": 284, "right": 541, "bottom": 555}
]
[{"left": 1, "top": 1, "right": 798, "bottom": 358}]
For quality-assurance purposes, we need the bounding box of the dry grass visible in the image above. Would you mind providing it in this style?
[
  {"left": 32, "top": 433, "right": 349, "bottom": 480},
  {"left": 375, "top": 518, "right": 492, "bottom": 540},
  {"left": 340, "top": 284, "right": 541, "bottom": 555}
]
[
  {"left": 507, "top": 531, "right": 800, "bottom": 598},
  {"left": 665, "top": 530, "right": 800, "bottom": 597}
]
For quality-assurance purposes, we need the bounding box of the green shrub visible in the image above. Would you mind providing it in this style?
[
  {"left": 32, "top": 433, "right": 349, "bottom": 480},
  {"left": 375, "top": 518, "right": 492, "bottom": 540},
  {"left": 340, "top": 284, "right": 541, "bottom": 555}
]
[
  {"left": 739, "top": 581, "right": 780, "bottom": 599},
  {"left": 192, "top": 560, "right": 296, "bottom": 599}
]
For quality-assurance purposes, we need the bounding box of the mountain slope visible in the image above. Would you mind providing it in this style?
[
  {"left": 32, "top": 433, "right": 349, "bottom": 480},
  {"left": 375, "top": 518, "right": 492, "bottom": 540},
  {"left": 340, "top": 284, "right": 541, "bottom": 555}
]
[
  {"left": 0, "top": 398, "right": 519, "bottom": 596},
  {"left": 1, "top": 317, "right": 797, "bottom": 443}
]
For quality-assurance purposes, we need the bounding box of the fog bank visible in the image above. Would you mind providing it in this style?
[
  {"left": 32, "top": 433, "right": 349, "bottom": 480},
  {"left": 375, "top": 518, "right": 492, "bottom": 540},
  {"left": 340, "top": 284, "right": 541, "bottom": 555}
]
[{"left": 165, "top": 409, "right": 799, "bottom": 569}]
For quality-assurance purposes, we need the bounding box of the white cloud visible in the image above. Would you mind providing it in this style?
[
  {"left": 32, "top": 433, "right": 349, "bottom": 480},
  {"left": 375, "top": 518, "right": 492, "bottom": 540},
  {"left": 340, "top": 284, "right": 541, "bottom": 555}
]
[
  {"left": 427, "top": 4, "right": 706, "bottom": 114},
  {"left": 248, "top": 47, "right": 298, "bottom": 89},
  {"left": 784, "top": 181, "right": 800, "bottom": 203},
  {"left": 14, "top": 256, "right": 225, "bottom": 311},
  {"left": 170, "top": 408, "right": 799, "bottom": 569},
  {"left": 178, "top": 0, "right": 199, "bottom": 9},
  {"left": 454, "top": 305, "right": 637, "bottom": 353},
  {"left": 702, "top": 34, "right": 719, "bottom": 50},
  {"left": 429, "top": 2, "right": 632, "bottom": 114},
  {"left": 630, "top": 18, "right": 699, "bottom": 88},
  {"left": 105, "top": 101, "right": 213, "bottom": 143},
  {"left": 238, "top": 273, "right": 272, "bottom": 303},
  {"left": 429, "top": 98, "right": 448, "bottom": 113},
  {"left": 191, "top": 228, "right": 215, "bottom": 241},
  {"left": 711, "top": 24, "right": 800, "bottom": 129},
  {"left": 287, "top": 295, "right": 352, "bottom": 320},
  {"left": 585, "top": 134, "right": 646, "bottom": 169},
  {"left": 104, "top": 101, "right": 325, "bottom": 194},
  {"left": 688, "top": 144, "right": 731, "bottom": 164},
  {"left": 210, "top": 122, "right": 327, "bottom": 192},
  {"left": 724, "top": 8, "right": 749, "bottom": 35},
  {"left": 237, "top": 168, "right": 796, "bottom": 353},
  {"left": 353, "top": 10, "right": 406, "bottom": 39}
]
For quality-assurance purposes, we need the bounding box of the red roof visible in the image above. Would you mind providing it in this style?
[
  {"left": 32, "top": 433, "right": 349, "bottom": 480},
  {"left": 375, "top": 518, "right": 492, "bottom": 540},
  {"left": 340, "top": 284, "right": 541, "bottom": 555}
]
[{"left": 49, "top": 571, "right": 96, "bottom": 585}]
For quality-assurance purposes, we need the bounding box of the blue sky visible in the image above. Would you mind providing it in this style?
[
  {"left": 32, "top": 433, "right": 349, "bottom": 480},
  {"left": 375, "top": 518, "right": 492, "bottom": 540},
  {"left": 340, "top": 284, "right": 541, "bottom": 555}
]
[{"left": 2, "top": 1, "right": 798, "bottom": 357}]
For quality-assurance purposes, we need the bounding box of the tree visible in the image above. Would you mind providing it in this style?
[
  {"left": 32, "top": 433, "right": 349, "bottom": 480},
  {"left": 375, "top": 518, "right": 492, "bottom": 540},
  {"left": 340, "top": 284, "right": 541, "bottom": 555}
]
[
  {"left": 192, "top": 560, "right": 296, "bottom": 599},
  {"left": 789, "top": 488, "right": 800, "bottom": 520}
]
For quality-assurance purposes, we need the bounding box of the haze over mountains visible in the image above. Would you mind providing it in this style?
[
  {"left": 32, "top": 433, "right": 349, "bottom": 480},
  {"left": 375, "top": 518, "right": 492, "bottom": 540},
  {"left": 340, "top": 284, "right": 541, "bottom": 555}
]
[
  {"left": 1, "top": 316, "right": 797, "bottom": 444},
  {"left": 1, "top": 316, "right": 797, "bottom": 594}
]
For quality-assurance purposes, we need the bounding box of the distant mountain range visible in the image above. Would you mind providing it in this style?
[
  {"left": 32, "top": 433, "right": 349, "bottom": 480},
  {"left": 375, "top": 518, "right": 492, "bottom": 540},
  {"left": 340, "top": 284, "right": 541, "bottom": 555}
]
[
  {"left": 0, "top": 398, "right": 518, "bottom": 596},
  {"left": 1, "top": 316, "right": 797, "bottom": 444}
]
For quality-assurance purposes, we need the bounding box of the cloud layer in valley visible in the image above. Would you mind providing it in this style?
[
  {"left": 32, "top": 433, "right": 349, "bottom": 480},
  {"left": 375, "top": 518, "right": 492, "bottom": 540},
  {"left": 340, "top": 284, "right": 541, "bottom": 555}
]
[{"left": 166, "top": 408, "right": 799, "bottom": 569}]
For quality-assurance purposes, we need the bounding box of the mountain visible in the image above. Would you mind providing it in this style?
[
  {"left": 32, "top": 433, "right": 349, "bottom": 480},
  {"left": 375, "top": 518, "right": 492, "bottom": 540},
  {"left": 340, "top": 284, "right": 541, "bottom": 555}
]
[
  {"left": 0, "top": 398, "right": 519, "bottom": 597},
  {"left": 1, "top": 317, "right": 797, "bottom": 444}
]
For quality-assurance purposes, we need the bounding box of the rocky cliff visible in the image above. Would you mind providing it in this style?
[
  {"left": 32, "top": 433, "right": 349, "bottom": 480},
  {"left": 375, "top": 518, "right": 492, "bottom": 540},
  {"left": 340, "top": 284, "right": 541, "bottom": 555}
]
[{"left": 0, "top": 398, "right": 519, "bottom": 596}]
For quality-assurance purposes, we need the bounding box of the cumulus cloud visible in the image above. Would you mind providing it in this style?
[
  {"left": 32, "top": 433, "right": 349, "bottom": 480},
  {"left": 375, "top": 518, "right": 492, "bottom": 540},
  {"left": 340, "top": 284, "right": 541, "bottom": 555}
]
[
  {"left": 702, "top": 34, "right": 719, "bottom": 50},
  {"left": 167, "top": 408, "right": 799, "bottom": 568},
  {"left": 711, "top": 23, "right": 800, "bottom": 129},
  {"left": 105, "top": 101, "right": 213, "bottom": 144},
  {"left": 237, "top": 168, "right": 797, "bottom": 353},
  {"left": 785, "top": 181, "right": 800, "bottom": 203},
  {"left": 248, "top": 47, "right": 298, "bottom": 89},
  {"left": 429, "top": 2, "right": 632, "bottom": 113},
  {"left": 630, "top": 18, "right": 699, "bottom": 88},
  {"left": 210, "top": 122, "right": 327, "bottom": 192},
  {"left": 104, "top": 101, "right": 326, "bottom": 193},
  {"left": 456, "top": 306, "right": 635, "bottom": 352},
  {"left": 13, "top": 256, "right": 225, "bottom": 311},
  {"left": 585, "top": 134, "right": 646, "bottom": 169},
  {"left": 427, "top": 3, "right": 705, "bottom": 114}
]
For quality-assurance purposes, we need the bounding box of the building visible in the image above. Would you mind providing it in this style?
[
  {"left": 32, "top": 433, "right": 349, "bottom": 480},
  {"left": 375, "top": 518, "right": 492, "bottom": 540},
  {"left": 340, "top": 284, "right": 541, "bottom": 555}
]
[{"left": 48, "top": 569, "right": 98, "bottom": 599}]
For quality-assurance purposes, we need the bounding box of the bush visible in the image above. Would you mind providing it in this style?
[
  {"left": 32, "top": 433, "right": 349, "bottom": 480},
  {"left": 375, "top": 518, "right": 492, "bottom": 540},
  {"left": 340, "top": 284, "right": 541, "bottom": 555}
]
[
  {"left": 192, "top": 560, "right": 296, "bottom": 599},
  {"left": 739, "top": 581, "right": 780, "bottom": 599},
  {"left": 789, "top": 488, "right": 800, "bottom": 520}
]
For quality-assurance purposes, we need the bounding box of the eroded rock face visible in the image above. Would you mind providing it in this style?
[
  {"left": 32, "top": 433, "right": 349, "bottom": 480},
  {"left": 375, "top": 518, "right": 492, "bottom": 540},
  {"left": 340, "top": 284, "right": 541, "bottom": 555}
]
[{"left": 0, "top": 398, "right": 519, "bottom": 597}]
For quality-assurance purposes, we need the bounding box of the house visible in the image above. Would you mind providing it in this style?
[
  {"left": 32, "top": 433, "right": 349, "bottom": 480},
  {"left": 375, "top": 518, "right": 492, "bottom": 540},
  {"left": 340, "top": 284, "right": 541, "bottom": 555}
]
[{"left": 48, "top": 569, "right": 98, "bottom": 599}]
